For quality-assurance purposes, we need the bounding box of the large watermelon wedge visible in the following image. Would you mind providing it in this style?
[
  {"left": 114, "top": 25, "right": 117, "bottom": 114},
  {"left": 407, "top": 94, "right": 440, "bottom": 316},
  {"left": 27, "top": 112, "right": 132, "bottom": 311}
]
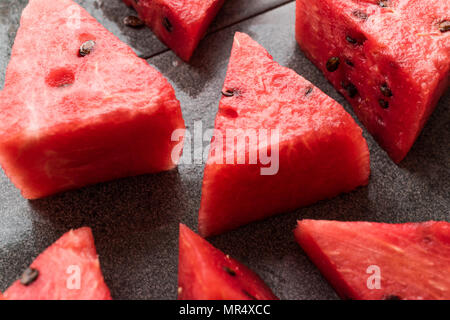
[
  {"left": 4, "top": 227, "right": 111, "bottom": 300},
  {"left": 0, "top": 0, "right": 185, "bottom": 199},
  {"left": 198, "top": 32, "right": 370, "bottom": 237},
  {"left": 178, "top": 224, "right": 278, "bottom": 300},
  {"left": 296, "top": 0, "right": 450, "bottom": 163},
  {"left": 295, "top": 220, "right": 450, "bottom": 300},
  {"left": 123, "top": 0, "right": 225, "bottom": 61}
]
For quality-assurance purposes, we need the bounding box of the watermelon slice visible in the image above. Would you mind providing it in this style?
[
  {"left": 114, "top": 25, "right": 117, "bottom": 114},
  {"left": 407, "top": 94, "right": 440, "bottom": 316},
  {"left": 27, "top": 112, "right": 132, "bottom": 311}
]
[
  {"left": 4, "top": 227, "right": 111, "bottom": 300},
  {"left": 123, "top": 0, "right": 225, "bottom": 61},
  {"left": 296, "top": 0, "right": 450, "bottom": 162},
  {"left": 178, "top": 224, "right": 278, "bottom": 300},
  {"left": 198, "top": 32, "right": 370, "bottom": 237},
  {"left": 295, "top": 220, "right": 450, "bottom": 300},
  {"left": 0, "top": 0, "right": 185, "bottom": 199}
]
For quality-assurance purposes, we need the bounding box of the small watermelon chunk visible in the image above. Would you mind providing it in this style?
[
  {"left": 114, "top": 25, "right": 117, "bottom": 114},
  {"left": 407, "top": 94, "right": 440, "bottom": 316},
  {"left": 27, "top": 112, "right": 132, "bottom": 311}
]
[
  {"left": 123, "top": 0, "right": 225, "bottom": 61},
  {"left": 4, "top": 227, "right": 111, "bottom": 300},
  {"left": 198, "top": 32, "right": 370, "bottom": 237},
  {"left": 178, "top": 224, "right": 278, "bottom": 300},
  {"left": 296, "top": 0, "right": 450, "bottom": 162},
  {"left": 0, "top": 0, "right": 185, "bottom": 199},
  {"left": 295, "top": 220, "right": 450, "bottom": 300}
]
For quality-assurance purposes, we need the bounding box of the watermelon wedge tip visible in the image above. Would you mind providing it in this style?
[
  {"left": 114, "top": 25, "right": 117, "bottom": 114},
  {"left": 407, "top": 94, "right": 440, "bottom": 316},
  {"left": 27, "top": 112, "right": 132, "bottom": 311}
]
[
  {"left": 4, "top": 227, "right": 111, "bottom": 300},
  {"left": 178, "top": 224, "right": 278, "bottom": 300},
  {"left": 198, "top": 32, "right": 370, "bottom": 236}
]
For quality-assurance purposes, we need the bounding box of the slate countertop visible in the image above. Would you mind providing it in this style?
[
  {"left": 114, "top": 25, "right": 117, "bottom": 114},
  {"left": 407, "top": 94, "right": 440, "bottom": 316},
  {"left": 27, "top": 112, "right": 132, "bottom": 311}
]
[{"left": 0, "top": 0, "right": 448, "bottom": 300}]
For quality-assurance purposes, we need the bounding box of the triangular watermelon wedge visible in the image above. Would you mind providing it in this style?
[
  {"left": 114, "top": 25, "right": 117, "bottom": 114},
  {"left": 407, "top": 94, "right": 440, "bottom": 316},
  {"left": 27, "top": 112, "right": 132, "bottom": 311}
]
[
  {"left": 0, "top": 0, "right": 185, "bottom": 199},
  {"left": 295, "top": 220, "right": 450, "bottom": 300},
  {"left": 198, "top": 32, "right": 370, "bottom": 236},
  {"left": 123, "top": 0, "right": 225, "bottom": 61},
  {"left": 4, "top": 227, "right": 111, "bottom": 300},
  {"left": 178, "top": 224, "right": 278, "bottom": 300}
]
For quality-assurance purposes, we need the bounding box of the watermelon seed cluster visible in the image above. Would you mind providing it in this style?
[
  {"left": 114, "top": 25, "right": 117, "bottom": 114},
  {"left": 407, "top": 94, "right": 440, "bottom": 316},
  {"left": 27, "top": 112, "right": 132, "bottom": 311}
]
[{"left": 20, "top": 268, "right": 39, "bottom": 286}]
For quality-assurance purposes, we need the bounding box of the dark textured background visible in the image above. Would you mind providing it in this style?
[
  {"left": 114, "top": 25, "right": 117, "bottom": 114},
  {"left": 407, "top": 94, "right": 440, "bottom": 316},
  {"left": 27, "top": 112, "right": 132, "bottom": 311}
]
[{"left": 0, "top": 0, "right": 448, "bottom": 300}]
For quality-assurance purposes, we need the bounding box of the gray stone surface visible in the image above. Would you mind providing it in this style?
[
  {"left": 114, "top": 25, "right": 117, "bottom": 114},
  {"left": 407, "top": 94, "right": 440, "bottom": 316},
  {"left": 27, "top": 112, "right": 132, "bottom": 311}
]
[{"left": 0, "top": 0, "right": 449, "bottom": 300}]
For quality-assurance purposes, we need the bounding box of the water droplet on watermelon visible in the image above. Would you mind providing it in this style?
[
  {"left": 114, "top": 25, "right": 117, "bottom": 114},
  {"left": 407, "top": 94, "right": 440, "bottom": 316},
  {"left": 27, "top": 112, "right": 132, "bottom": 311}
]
[
  {"left": 20, "top": 268, "right": 39, "bottom": 286},
  {"left": 326, "top": 57, "right": 340, "bottom": 72},
  {"left": 378, "top": 0, "right": 389, "bottom": 8}
]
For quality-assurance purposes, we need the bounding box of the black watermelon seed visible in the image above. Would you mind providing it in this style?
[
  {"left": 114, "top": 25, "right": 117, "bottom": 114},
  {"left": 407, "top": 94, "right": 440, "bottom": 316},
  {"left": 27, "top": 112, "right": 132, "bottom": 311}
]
[
  {"left": 223, "top": 266, "right": 236, "bottom": 276},
  {"left": 380, "top": 83, "right": 393, "bottom": 97},
  {"left": 242, "top": 290, "right": 257, "bottom": 300},
  {"left": 326, "top": 57, "right": 340, "bottom": 72},
  {"left": 123, "top": 15, "right": 144, "bottom": 28},
  {"left": 342, "top": 81, "right": 358, "bottom": 98},
  {"left": 439, "top": 21, "right": 450, "bottom": 33},
  {"left": 20, "top": 268, "right": 39, "bottom": 286},
  {"left": 379, "top": 99, "right": 389, "bottom": 109},
  {"left": 378, "top": 0, "right": 389, "bottom": 7},
  {"left": 384, "top": 295, "right": 401, "bottom": 300},
  {"left": 163, "top": 17, "right": 173, "bottom": 33},
  {"left": 352, "top": 10, "right": 368, "bottom": 21},
  {"left": 222, "top": 89, "right": 234, "bottom": 97},
  {"left": 346, "top": 36, "right": 358, "bottom": 44},
  {"left": 345, "top": 59, "right": 354, "bottom": 67},
  {"left": 79, "top": 40, "right": 96, "bottom": 57},
  {"left": 305, "top": 87, "right": 313, "bottom": 96}
]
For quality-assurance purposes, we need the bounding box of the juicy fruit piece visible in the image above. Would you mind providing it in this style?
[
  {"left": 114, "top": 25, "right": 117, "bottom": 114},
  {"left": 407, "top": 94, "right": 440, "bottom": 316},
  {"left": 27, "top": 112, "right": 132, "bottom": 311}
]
[
  {"left": 178, "top": 224, "right": 278, "bottom": 300},
  {"left": 0, "top": 0, "right": 185, "bottom": 199},
  {"left": 296, "top": 0, "right": 450, "bottom": 163},
  {"left": 198, "top": 32, "right": 370, "bottom": 236},
  {"left": 4, "top": 228, "right": 111, "bottom": 300},
  {"left": 123, "top": 0, "right": 225, "bottom": 61},
  {"left": 295, "top": 220, "right": 450, "bottom": 300}
]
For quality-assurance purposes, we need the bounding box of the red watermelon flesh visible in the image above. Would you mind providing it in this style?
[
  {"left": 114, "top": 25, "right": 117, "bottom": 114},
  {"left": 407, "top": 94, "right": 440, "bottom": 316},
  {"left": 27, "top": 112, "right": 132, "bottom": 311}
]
[
  {"left": 198, "top": 32, "right": 370, "bottom": 237},
  {"left": 0, "top": 0, "right": 185, "bottom": 199},
  {"left": 296, "top": 0, "right": 450, "bottom": 163},
  {"left": 178, "top": 224, "right": 278, "bottom": 300},
  {"left": 4, "top": 227, "right": 111, "bottom": 300},
  {"left": 123, "top": 0, "right": 225, "bottom": 61},
  {"left": 295, "top": 220, "right": 450, "bottom": 300}
]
